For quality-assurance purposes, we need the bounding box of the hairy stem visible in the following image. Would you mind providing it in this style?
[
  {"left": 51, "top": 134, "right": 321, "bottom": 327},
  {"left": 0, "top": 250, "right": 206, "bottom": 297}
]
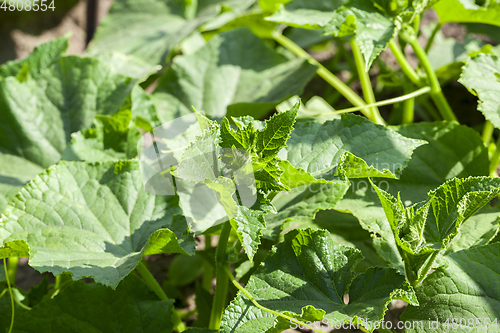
[
  {"left": 272, "top": 32, "right": 382, "bottom": 123},
  {"left": 316, "top": 86, "right": 431, "bottom": 117},
  {"left": 400, "top": 30, "right": 457, "bottom": 122},
  {"left": 209, "top": 221, "right": 232, "bottom": 330},
  {"left": 3, "top": 260, "right": 14, "bottom": 333},
  {"left": 136, "top": 261, "right": 186, "bottom": 332},
  {"left": 350, "top": 38, "right": 385, "bottom": 125}
]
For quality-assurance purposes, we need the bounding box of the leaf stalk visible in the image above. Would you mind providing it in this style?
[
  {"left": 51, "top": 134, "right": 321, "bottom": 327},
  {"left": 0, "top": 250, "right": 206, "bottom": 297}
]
[
  {"left": 349, "top": 37, "right": 386, "bottom": 125},
  {"left": 208, "top": 221, "right": 232, "bottom": 330}
]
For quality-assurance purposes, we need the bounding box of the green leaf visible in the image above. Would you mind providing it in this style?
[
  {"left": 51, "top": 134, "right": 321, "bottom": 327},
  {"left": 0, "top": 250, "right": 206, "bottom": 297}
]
[
  {"left": 279, "top": 114, "right": 425, "bottom": 180},
  {"left": 334, "top": 121, "right": 490, "bottom": 271},
  {"left": 12, "top": 274, "right": 176, "bottom": 333},
  {"left": 434, "top": 0, "right": 500, "bottom": 26},
  {"left": 265, "top": 0, "right": 346, "bottom": 29},
  {"left": 0, "top": 160, "right": 195, "bottom": 288},
  {"left": 372, "top": 176, "right": 500, "bottom": 284},
  {"left": 0, "top": 152, "right": 44, "bottom": 213},
  {"left": 0, "top": 34, "right": 69, "bottom": 78},
  {"left": 256, "top": 103, "right": 298, "bottom": 162},
  {"left": 401, "top": 243, "right": 500, "bottom": 332},
  {"left": 88, "top": 0, "right": 250, "bottom": 65},
  {"left": 221, "top": 229, "right": 417, "bottom": 333},
  {"left": 324, "top": 0, "right": 397, "bottom": 70},
  {"left": 459, "top": 54, "right": 500, "bottom": 129},
  {"left": 445, "top": 206, "right": 500, "bottom": 255},
  {"left": 91, "top": 51, "right": 159, "bottom": 81},
  {"left": 63, "top": 109, "right": 141, "bottom": 162},
  {"left": 0, "top": 55, "right": 139, "bottom": 168},
  {"left": 152, "top": 27, "right": 317, "bottom": 120}
]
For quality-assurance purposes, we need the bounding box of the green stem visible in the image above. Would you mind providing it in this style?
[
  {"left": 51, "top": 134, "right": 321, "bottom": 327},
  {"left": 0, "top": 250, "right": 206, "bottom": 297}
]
[
  {"left": 402, "top": 80, "right": 415, "bottom": 124},
  {"left": 400, "top": 30, "right": 457, "bottom": 122},
  {"left": 483, "top": 121, "right": 494, "bottom": 146},
  {"left": 350, "top": 38, "right": 385, "bottom": 125},
  {"left": 6, "top": 258, "right": 17, "bottom": 288},
  {"left": 209, "top": 221, "right": 232, "bottom": 330},
  {"left": 202, "top": 235, "right": 214, "bottom": 292},
  {"left": 413, "top": 251, "right": 439, "bottom": 287},
  {"left": 272, "top": 32, "right": 381, "bottom": 123},
  {"left": 3, "top": 260, "right": 14, "bottom": 333},
  {"left": 136, "top": 262, "right": 186, "bottom": 332},
  {"left": 490, "top": 136, "right": 500, "bottom": 176},
  {"left": 424, "top": 22, "right": 442, "bottom": 53},
  {"left": 316, "top": 86, "right": 431, "bottom": 117},
  {"left": 388, "top": 40, "right": 422, "bottom": 87}
]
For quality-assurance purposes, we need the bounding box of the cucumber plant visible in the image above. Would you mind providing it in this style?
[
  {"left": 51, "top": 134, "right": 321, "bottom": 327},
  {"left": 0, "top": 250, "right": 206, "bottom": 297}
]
[{"left": 0, "top": 0, "right": 500, "bottom": 332}]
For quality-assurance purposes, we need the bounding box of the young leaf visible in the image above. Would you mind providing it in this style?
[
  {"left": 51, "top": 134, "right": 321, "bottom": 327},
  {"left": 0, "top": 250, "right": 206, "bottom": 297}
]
[
  {"left": 459, "top": 54, "right": 500, "bottom": 129},
  {"left": 401, "top": 243, "right": 500, "bottom": 332},
  {"left": 221, "top": 229, "right": 417, "bottom": 333},
  {"left": 333, "top": 121, "right": 490, "bottom": 272},
  {"left": 12, "top": 274, "right": 176, "bottom": 333},
  {"left": 0, "top": 161, "right": 195, "bottom": 288},
  {"left": 434, "top": 0, "right": 500, "bottom": 26},
  {"left": 153, "top": 27, "right": 317, "bottom": 119},
  {"left": 372, "top": 176, "right": 500, "bottom": 284},
  {"left": 256, "top": 103, "right": 298, "bottom": 162}
]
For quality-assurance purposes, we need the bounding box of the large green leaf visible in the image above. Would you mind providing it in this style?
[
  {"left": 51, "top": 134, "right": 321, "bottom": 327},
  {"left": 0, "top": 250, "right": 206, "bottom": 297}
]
[
  {"left": 221, "top": 229, "right": 417, "bottom": 333},
  {"left": 278, "top": 114, "right": 425, "bottom": 180},
  {"left": 0, "top": 56, "right": 138, "bottom": 168},
  {"left": 401, "top": 243, "right": 500, "bottom": 332},
  {"left": 0, "top": 153, "right": 43, "bottom": 213},
  {"left": 0, "top": 160, "right": 195, "bottom": 288},
  {"left": 88, "top": 0, "right": 255, "bottom": 65},
  {"left": 333, "top": 121, "right": 490, "bottom": 271},
  {"left": 434, "top": 0, "right": 500, "bottom": 26},
  {"left": 11, "top": 274, "right": 175, "bottom": 333},
  {"left": 373, "top": 176, "right": 500, "bottom": 284},
  {"left": 0, "top": 34, "right": 69, "bottom": 78},
  {"left": 459, "top": 54, "right": 500, "bottom": 129},
  {"left": 152, "top": 27, "right": 317, "bottom": 120}
]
